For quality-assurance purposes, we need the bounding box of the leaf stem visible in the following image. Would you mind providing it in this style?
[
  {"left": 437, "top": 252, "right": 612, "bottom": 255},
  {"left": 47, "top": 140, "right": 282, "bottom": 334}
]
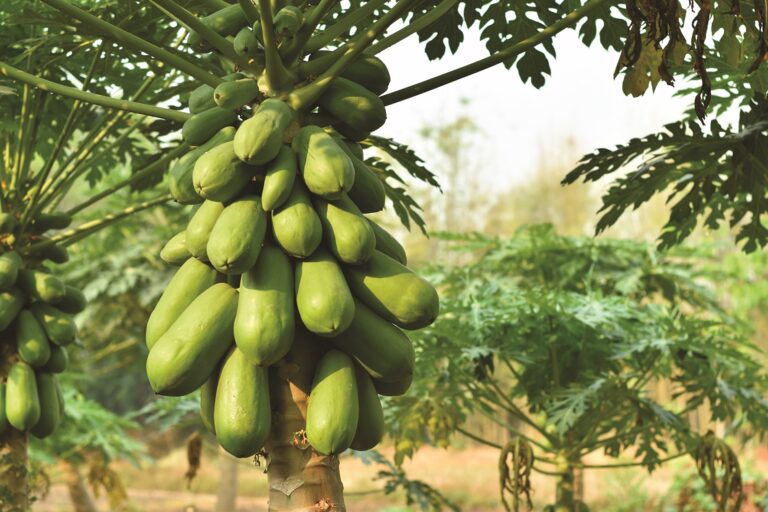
[
  {"left": 367, "top": 0, "right": 457, "bottom": 55},
  {"left": 303, "top": 0, "right": 388, "bottom": 53},
  {"left": 0, "top": 61, "right": 190, "bottom": 122},
  {"left": 258, "top": 0, "right": 294, "bottom": 91},
  {"left": 238, "top": 0, "right": 260, "bottom": 24},
  {"left": 39, "top": 0, "right": 222, "bottom": 87},
  {"left": 381, "top": 0, "right": 613, "bottom": 105},
  {"left": 282, "top": 0, "right": 338, "bottom": 62}
]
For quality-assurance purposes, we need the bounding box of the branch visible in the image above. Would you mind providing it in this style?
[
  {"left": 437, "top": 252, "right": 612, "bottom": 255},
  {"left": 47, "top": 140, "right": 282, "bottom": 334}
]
[
  {"left": 456, "top": 427, "right": 504, "bottom": 450},
  {"left": 303, "top": 0, "right": 388, "bottom": 53},
  {"left": 258, "top": 0, "right": 294, "bottom": 91},
  {"left": 282, "top": 0, "right": 339, "bottom": 61},
  {"left": 0, "top": 61, "right": 189, "bottom": 122},
  {"left": 39, "top": 0, "right": 222, "bottom": 87},
  {"left": 578, "top": 452, "right": 687, "bottom": 469},
  {"left": 238, "top": 0, "right": 260, "bottom": 24},
  {"left": 367, "top": 0, "right": 446, "bottom": 54},
  {"left": 381, "top": 0, "right": 613, "bottom": 105}
]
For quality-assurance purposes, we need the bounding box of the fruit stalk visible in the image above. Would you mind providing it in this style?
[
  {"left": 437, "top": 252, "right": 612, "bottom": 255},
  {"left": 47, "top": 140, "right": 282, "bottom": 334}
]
[{"left": 0, "top": 341, "right": 28, "bottom": 511}]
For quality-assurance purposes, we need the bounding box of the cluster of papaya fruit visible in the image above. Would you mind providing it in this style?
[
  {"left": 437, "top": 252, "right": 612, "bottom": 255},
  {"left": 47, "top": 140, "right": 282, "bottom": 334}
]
[
  {"left": 0, "top": 212, "right": 85, "bottom": 439},
  {"left": 146, "top": 2, "right": 439, "bottom": 458}
]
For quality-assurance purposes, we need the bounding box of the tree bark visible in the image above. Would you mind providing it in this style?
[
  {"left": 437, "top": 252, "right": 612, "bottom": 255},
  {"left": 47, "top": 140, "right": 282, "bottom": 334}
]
[
  {"left": 59, "top": 460, "right": 98, "bottom": 512},
  {"left": 265, "top": 334, "right": 345, "bottom": 512},
  {"left": 0, "top": 342, "right": 28, "bottom": 512},
  {"left": 215, "top": 448, "right": 239, "bottom": 512},
  {"left": 554, "top": 454, "right": 575, "bottom": 512}
]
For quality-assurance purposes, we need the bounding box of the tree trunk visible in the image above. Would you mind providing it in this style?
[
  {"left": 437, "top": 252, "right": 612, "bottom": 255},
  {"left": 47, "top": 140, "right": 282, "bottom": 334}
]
[
  {"left": 59, "top": 460, "right": 98, "bottom": 512},
  {"left": 0, "top": 342, "right": 28, "bottom": 512},
  {"left": 265, "top": 335, "right": 345, "bottom": 512},
  {"left": 215, "top": 448, "right": 239, "bottom": 512},
  {"left": 554, "top": 454, "right": 575, "bottom": 512}
]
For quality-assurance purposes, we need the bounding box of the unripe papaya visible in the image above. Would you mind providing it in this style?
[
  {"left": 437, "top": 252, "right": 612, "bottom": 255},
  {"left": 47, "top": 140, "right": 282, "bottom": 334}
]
[
  {"left": 207, "top": 195, "right": 267, "bottom": 274},
  {"left": 262, "top": 145, "right": 297, "bottom": 211},
  {"left": 200, "top": 371, "right": 218, "bottom": 434},
  {"left": 147, "top": 283, "right": 238, "bottom": 396},
  {"left": 0, "top": 213, "right": 17, "bottom": 234},
  {"left": 305, "top": 52, "right": 391, "bottom": 95},
  {"left": 6, "top": 362, "right": 40, "bottom": 431},
  {"left": 233, "top": 27, "right": 261, "bottom": 58},
  {"left": 331, "top": 300, "right": 415, "bottom": 383},
  {"left": 17, "top": 269, "right": 66, "bottom": 304},
  {"left": 234, "top": 245, "right": 294, "bottom": 366},
  {"left": 295, "top": 248, "right": 354, "bottom": 336},
  {"left": 214, "top": 78, "right": 260, "bottom": 109},
  {"left": 214, "top": 348, "right": 271, "bottom": 457},
  {"left": 36, "top": 243, "right": 69, "bottom": 264},
  {"left": 16, "top": 310, "right": 51, "bottom": 368},
  {"left": 160, "top": 231, "right": 190, "bottom": 265},
  {"left": 29, "top": 212, "right": 72, "bottom": 233},
  {"left": 272, "top": 180, "right": 322, "bottom": 258},
  {"left": 182, "top": 107, "right": 238, "bottom": 146},
  {"left": 347, "top": 161, "right": 385, "bottom": 213},
  {"left": 319, "top": 77, "right": 387, "bottom": 134},
  {"left": 188, "top": 4, "right": 248, "bottom": 51},
  {"left": 234, "top": 99, "right": 296, "bottom": 165},
  {"left": 193, "top": 141, "right": 255, "bottom": 202},
  {"left": 0, "top": 383, "right": 7, "bottom": 434},
  {"left": 186, "top": 200, "right": 226, "bottom": 260},
  {"left": 368, "top": 220, "right": 406, "bottom": 265},
  {"left": 55, "top": 285, "right": 86, "bottom": 315},
  {"left": 350, "top": 366, "right": 385, "bottom": 451},
  {"left": 313, "top": 195, "right": 376, "bottom": 265},
  {"left": 0, "top": 251, "right": 22, "bottom": 290},
  {"left": 30, "top": 302, "right": 77, "bottom": 346},
  {"left": 306, "top": 350, "right": 359, "bottom": 455},
  {"left": 188, "top": 84, "right": 216, "bottom": 114},
  {"left": 170, "top": 126, "right": 236, "bottom": 205},
  {"left": 344, "top": 250, "right": 438, "bottom": 329},
  {"left": 292, "top": 126, "right": 355, "bottom": 199},
  {"left": 43, "top": 344, "right": 68, "bottom": 374},
  {"left": 30, "top": 372, "right": 61, "bottom": 438},
  {"left": 373, "top": 372, "right": 412, "bottom": 396},
  {"left": 146, "top": 258, "right": 219, "bottom": 349},
  {"left": 0, "top": 287, "right": 25, "bottom": 331},
  {"left": 274, "top": 5, "right": 303, "bottom": 37}
]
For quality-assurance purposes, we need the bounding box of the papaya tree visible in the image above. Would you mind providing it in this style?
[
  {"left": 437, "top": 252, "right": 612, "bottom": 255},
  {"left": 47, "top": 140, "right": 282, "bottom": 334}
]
[
  {"left": 388, "top": 226, "right": 768, "bottom": 511},
  {"left": 2, "top": 0, "right": 768, "bottom": 511}
]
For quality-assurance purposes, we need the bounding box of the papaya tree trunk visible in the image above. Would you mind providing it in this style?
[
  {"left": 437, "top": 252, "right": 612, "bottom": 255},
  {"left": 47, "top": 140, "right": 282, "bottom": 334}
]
[
  {"left": 215, "top": 448, "right": 239, "bottom": 512},
  {"left": 265, "top": 339, "right": 345, "bottom": 512},
  {"left": 59, "top": 460, "right": 98, "bottom": 512},
  {"left": 554, "top": 454, "right": 576, "bottom": 512},
  {"left": 0, "top": 341, "right": 28, "bottom": 512}
]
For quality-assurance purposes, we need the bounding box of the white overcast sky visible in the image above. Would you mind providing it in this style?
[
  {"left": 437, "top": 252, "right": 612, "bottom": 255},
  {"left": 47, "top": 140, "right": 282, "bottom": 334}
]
[{"left": 375, "top": 27, "right": 692, "bottom": 188}]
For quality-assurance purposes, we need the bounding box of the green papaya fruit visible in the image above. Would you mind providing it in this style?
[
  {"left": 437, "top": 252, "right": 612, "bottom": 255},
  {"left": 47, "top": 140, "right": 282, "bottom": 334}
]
[
  {"left": 146, "top": 258, "right": 219, "bottom": 349},
  {"left": 0, "top": 213, "right": 18, "bottom": 234},
  {"left": 17, "top": 269, "right": 66, "bottom": 304},
  {"left": 147, "top": 283, "right": 238, "bottom": 396},
  {"left": 0, "top": 383, "right": 7, "bottom": 434},
  {"left": 0, "top": 251, "right": 22, "bottom": 290},
  {"left": 214, "top": 78, "right": 260, "bottom": 109},
  {"left": 188, "top": 84, "right": 216, "bottom": 114},
  {"left": 160, "top": 231, "right": 190, "bottom": 266},
  {"left": 314, "top": 195, "right": 375, "bottom": 265},
  {"left": 29, "top": 212, "right": 72, "bottom": 233},
  {"left": 342, "top": 140, "right": 364, "bottom": 160},
  {"left": 262, "top": 145, "right": 297, "bottom": 211},
  {"left": 200, "top": 368, "right": 218, "bottom": 434},
  {"left": 0, "top": 287, "right": 25, "bottom": 330},
  {"left": 274, "top": 5, "right": 303, "bottom": 37},
  {"left": 292, "top": 126, "right": 355, "bottom": 199},
  {"left": 331, "top": 299, "right": 415, "bottom": 383},
  {"left": 188, "top": 4, "right": 249, "bottom": 51},
  {"left": 37, "top": 243, "right": 69, "bottom": 264},
  {"left": 304, "top": 52, "right": 390, "bottom": 95},
  {"left": 170, "top": 126, "right": 236, "bottom": 205},
  {"left": 295, "top": 248, "right": 354, "bottom": 336},
  {"left": 350, "top": 365, "right": 385, "bottom": 451},
  {"left": 55, "top": 285, "right": 86, "bottom": 315},
  {"left": 233, "top": 27, "right": 261, "bottom": 58},
  {"left": 182, "top": 107, "right": 238, "bottom": 146},
  {"left": 214, "top": 347, "right": 271, "bottom": 457},
  {"left": 344, "top": 250, "right": 438, "bottom": 329},
  {"left": 43, "top": 344, "right": 68, "bottom": 374},
  {"left": 306, "top": 350, "right": 358, "bottom": 455},
  {"left": 348, "top": 162, "right": 385, "bottom": 213},
  {"left": 271, "top": 180, "right": 322, "bottom": 258},
  {"left": 6, "top": 362, "right": 40, "bottom": 431},
  {"left": 373, "top": 373, "right": 412, "bottom": 396},
  {"left": 234, "top": 245, "right": 294, "bottom": 365},
  {"left": 368, "top": 220, "right": 406, "bottom": 265},
  {"left": 16, "top": 310, "right": 51, "bottom": 367},
  {"left": 29, "top": 302, "right": 77, "bottom": 346},
  {"left": 207, "top": 196, "right": 267, "bottom": 275},
  {"left": 234, "top": 99, "right": 296, "bottom": 165},
  {"left": 332, "top": 119, "right": 369, "bottom": 142},
  {"left": 223, "top": 72, "right": 247, "bottom": 81},
  {"left": 186, "top": 200, "right": 226, "bottom": 260},
  {"left": 30, "top": 372, "right": 60, "bottom": 438},
  {"left": 318, "top": 77, "right": 387, "bottom": 134},
  {"left": 193, "top": 141, "right": 255, "bottom": 202}
]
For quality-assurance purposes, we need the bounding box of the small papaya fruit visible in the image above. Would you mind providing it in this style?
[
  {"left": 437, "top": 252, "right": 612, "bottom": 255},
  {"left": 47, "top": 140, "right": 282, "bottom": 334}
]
[
  {"left": 295, "top": 248, "right": 354, "bottom": 336},
  {"left": 43, "top": 344, "right": 69, "bottom": 374},
  {"left": 313, "top": 195, "right": 376, "bottom": 265},
  {"left": 233, "top": 27, "right": 261, "bottom": 59},
  {"left": 207, "top": 195, "right": 267, "bottom": 274},
  {"left": 160, "top": 231, "right": 190, "bottom": 266},
  {"left": 0, "top": 251, "right": 22, "bottom": 290},
  {"left": 0, "top": 287, "right": 25, "bottom": 331},
  {"left": 234, "top": 99, "right": 296, "bottom": 165},
  {"left": 182, "top": 107, "right": 238, "bottom": 146},
  {"left": 292, "top": 125, "right": 355, "bottom": 199},
  {"left": 200, "top": 365, "right": 219, "bottom": 434},
  {"left": 29, "top": 303, "right": 76, "bottom": 347},
  {"left": 30, "top": 372, "right": 61, "bottom": 438},
  {"left": 55, "top": 285, "right": 86, "bottom": 315},
  {"left": 193, "top": 141, "right": 256, "bottom": 202},
  {"left": 0, "top": 383, "right": 7, "bottom": 434},
  {"left": 271, "top": 180, "right": 322, "bottom": 258},
  {"left": 350, "top": 365, "right": 385, "bottom": 451},
  {"left": 373, "top": 373, "right": 412, "bottom": 397},
  {"left": 188, "top": 84, "right": 216, "bottom": 114},
  {"left": 262, "top": 145, "right": 297, "bottom": 211},
  {"left": 6, "top": 362, "right": 41, "bottom": 431},
  {"left": 16, "top": 310, "right": 51, "bottom": 368},
  {"left": 17, "top": 269, "right": 66, "bottom": 304},
  {"left": 29, "top": 212, "right": 72, "bottom": 233},
  {"left": 318, "top": 77, "right": 387, "bottom": 134},
  {"left": 170, "top": 126, "right": 236, "bottom": 205},
  {"left": 274, "top": 6, "right": 303, "bottom": 37},
  {"left": 214, "top": 78, "right": 260, "bottom": 109},
  {"left": 188, "top": 4, "right": 249, "bottom": 51},
  {"left": 186, "top": 200, "right": 226, "bottom": 260},
  {"left": 367, "top": 220, "right": 406, "bottom": 265}
]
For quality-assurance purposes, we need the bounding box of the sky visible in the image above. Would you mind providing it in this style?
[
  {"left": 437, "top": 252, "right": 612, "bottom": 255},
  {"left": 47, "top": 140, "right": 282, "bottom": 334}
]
[{"left": 375, "top": 26, "right": 693, "bottom": 188}]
